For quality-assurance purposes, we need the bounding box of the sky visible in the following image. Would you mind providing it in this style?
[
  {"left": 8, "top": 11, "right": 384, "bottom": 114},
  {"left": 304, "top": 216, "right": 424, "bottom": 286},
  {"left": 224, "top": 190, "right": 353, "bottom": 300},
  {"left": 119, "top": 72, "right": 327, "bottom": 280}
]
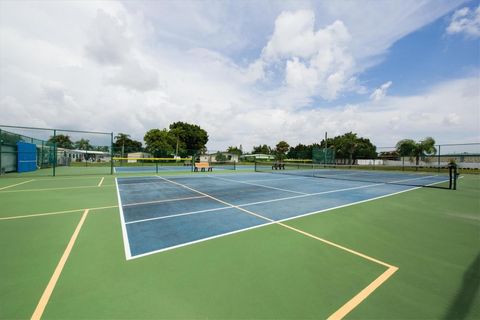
[{"left": 0, "top": 0, "right": 479, "bottom": 151}]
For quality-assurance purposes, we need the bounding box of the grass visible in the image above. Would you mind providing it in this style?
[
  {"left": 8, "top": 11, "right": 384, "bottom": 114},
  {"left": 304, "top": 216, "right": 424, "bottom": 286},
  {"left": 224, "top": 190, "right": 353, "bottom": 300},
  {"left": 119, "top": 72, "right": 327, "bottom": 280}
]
[{"left": 0, "top": 171, "right": 478, "bottom": 319}]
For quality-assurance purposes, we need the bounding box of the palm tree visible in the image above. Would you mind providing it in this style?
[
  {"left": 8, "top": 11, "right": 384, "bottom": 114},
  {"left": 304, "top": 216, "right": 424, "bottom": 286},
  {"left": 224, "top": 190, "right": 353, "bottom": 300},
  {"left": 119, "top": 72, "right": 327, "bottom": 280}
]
[{"left": 396, "top": 137, "right": 436, "bottom": 165}]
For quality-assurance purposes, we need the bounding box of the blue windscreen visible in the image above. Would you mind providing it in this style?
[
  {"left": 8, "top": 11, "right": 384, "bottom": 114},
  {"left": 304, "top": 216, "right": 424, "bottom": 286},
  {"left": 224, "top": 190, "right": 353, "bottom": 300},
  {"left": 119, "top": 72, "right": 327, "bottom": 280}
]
[{"left": 17, "top": 142, "right": 37, "bottom": 172}]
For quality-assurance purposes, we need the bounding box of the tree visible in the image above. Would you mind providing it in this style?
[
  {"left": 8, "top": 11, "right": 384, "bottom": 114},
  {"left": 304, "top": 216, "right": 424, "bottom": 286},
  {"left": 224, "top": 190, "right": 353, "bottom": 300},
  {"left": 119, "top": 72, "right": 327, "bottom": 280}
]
[
  {"left": 169, "top": 122, "right": 208, "bottom": 155},
  {"left": 396, "top": 137, "right": 436, "bottom": 165},
  {"left": 275, "top": 141, "right": 290, "bottom": 160},
  {"left": 227, "top": 146, "right": 242, "bottom": 156},
  {"left": 144, "top": 129, "right": 176, "bottom": 157},
  {"left": 320, "top": 132, "right": 376, "bottom": 164},
  {"left": 354, "top": 137, "right": 377, "bottom": 159},
  {"left": 74, "top": 139, "right": 92, "bottom": 150},
  {"left": 48, "top": 134, "right": 73, "bottom": 149},
  {"left": 287, "top": 144, "right": 313, "bottom": 159},
  {"left": 114, "top": 133, "right": 143, "bottom": 155},
  {"left": 252, "top": 144, "right": 272, "bottom": 154}
]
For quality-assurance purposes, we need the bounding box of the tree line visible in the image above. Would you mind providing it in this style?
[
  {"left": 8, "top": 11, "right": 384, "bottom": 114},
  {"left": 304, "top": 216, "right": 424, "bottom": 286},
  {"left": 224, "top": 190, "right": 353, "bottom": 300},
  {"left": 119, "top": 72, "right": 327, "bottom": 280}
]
[
  {"left": 250, "top": 133, "right": 437, "bottom": 164},
  {"left": 47, "top": 122, "right": 437, "bottom": 163}
]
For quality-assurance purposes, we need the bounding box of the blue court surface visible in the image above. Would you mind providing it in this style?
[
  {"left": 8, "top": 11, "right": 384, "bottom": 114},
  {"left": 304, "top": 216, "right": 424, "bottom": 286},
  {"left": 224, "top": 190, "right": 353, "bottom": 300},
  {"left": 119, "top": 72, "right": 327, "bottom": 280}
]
[{"left": 115, "top": 171, "right": 449, "bottom": 259}]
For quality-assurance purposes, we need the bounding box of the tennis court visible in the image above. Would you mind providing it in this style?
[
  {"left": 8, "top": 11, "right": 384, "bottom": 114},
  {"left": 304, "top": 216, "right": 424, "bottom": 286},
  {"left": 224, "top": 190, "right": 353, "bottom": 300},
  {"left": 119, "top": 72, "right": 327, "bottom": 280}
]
[
  {"left": 116, "top": 170, "right": 449, "bottom": 259},
  {"left": 0, "top": 168, "right": 478, "bottom": 319}
]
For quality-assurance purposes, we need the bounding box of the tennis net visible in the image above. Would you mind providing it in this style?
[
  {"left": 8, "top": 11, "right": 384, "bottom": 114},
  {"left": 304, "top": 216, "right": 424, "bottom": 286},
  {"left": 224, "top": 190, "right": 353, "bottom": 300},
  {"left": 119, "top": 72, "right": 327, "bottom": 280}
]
[
  {"left": 210, "top": 161, "right": 236, "bottom": 170},
  {"left": 254, "top": 161, "right": 456, "bottom": 189}
]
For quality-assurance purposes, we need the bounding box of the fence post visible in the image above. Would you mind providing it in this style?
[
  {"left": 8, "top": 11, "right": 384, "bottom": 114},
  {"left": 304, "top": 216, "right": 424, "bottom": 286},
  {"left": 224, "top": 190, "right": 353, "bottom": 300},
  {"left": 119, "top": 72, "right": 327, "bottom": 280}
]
[
  {"left": 53, "top": 129, "right": 56, "bottom": 177},
  {"left": 0, "top": 128, "right": 2, "bottom": 175},
  {"left": 110, "top": 132, "right": 114, "bottom": 175},
  {"left": 437, "top": 145, "right": 441, "bottom": 173}
]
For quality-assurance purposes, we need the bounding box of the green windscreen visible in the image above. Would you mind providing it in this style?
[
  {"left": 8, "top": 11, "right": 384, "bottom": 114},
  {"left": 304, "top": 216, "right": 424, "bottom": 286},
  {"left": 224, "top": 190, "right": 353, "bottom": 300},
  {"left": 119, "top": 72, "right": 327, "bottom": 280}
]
[{"left": 312, "top": 147, "right": 335, "bottom": 164}]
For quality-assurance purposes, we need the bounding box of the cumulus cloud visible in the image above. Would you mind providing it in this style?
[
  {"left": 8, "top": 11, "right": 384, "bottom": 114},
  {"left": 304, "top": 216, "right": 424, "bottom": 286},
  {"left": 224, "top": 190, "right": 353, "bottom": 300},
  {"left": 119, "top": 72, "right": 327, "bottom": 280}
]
[
  {"left": 370, "top": 81, "right": 393, "bottom": 101},
  {"left": 84, "top": 9, "right": 131, "bottom": 65},
  {"left": 446, "top": 5, "right": 480, "bottom": 38},
  {"left": 251, "top": 11, "right": 356, "bottom": 101}
]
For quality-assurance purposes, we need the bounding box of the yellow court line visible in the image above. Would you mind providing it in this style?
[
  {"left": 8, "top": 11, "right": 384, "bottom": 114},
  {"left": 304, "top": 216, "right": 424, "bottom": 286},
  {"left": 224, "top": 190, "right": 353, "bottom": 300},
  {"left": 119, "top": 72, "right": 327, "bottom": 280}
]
[
  {"left": 157, "top": 176, "right": 399, "bottom": 319},
  {"left": 98, "top": 177, "right": 105, "bottom": 187},
  {"left": 277, "top": 222, "right": 393, "bottom": 268},
  {"left": 327, "top": 266, "right": 399, "bottom": 320},
  {"left": 0, "top": 179, "right": 35, "bottom": 191},
  {"left": 31, "top": 209, "right": 90, "bottom": 320},
  {"left": 0, "top": 184, "right": 115, "bottom": 193},
  {"left": 0, "top": 205, "right": 117, "bottom": 221}
]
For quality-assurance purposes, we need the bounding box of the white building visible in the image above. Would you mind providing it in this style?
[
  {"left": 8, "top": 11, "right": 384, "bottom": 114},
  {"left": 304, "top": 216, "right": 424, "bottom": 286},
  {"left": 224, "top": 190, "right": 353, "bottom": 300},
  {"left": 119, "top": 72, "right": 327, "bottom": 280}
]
[{"left": 199, "top": 152, "right": 239, "bottom": 163}]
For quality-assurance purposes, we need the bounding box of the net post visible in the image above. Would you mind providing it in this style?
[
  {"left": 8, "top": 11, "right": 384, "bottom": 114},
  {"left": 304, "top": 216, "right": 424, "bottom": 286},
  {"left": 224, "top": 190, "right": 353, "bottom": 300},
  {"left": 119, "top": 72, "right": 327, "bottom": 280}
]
[
  {"left": 453, "top": 165, "right": 458, "bottom": 190},
  {"left": 254, "top": 159, "right": 257, "bottom": 172},
  {"left": 110, "top": 132, "right": 114, "bottom": 175},
  {"left": 53, "top": 129, "right": 56, "bottom": 176},
  {"left": 449, "top": 164, "right": 453, "bottom": 190},
  {"left": 234, "top": 160, "right": 236, "bottom": 170},
  {"left": 156, "top": 161, "right": 159, "bottom": 174}
]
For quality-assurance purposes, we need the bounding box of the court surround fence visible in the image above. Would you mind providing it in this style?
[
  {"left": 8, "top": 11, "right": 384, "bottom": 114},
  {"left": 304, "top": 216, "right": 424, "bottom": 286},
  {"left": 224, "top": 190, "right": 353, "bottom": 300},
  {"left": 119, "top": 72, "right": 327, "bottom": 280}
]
[
  {"left": 249, "top": 143, "right": 480, "bottom": 175},
  {"left": 1, "top": 124, "right": 477, "bottom": 177},
  {"left": 0, "top": 125, "right": 113, "bottom": 177},
  {"left": 0, "top": 126, "right": 240, "bottom": 177}
]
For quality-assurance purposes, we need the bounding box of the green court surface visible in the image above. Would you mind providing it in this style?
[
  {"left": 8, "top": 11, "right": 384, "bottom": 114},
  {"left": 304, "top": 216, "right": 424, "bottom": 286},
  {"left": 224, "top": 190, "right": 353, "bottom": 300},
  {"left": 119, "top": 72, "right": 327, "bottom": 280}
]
[{"left": 0, "top": 172, "right": 478, "bottom": 319}]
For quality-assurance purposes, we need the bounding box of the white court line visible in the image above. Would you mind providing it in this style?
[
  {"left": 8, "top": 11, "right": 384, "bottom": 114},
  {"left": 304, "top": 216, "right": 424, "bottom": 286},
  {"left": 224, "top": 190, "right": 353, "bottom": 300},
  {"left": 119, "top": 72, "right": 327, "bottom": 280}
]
[
  {"left": 239, "top": 183, "right": 382, "bottom": 208},
  {"left": 98, "top": 177, "right": 105, "bottom": 187},
  {"left": 210, "top": 175, "right": 308, "bottom": 195},
  {"left": 0, "top": 179, "right": 34, "bottom": 191},
  {"left": 123, "top": 195, "right": 207, "bottom": 207},
  {"left": 115, "top": 178, "right": 132, "bottom": 259},
  {"left": 125, "top": 206, "right": 232, "bottom": 225},
  {"left": 274, "top": 178, "right": 449, "bottom": 225},
  {"left": 130, "top": 221, "right": 274, "bottom": 259},
  {"left": 235, "top": 176, "right": 308, "bottom": 183}
]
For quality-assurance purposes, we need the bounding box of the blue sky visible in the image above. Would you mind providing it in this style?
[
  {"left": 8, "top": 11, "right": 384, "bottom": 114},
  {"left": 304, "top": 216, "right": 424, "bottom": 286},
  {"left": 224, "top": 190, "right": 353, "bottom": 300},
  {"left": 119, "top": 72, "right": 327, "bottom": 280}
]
[
  {"left": 0, "top": 0, "right": 479, "bottom": 150},
  {"left": 364, "top": 6, "right": 479, "bottom": 97}
]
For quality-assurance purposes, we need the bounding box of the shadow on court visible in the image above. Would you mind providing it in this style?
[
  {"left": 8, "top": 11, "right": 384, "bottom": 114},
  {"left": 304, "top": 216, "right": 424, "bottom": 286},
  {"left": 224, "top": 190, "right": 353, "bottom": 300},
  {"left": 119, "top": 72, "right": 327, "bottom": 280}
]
[{"left": 443, "top": 252, "right": 480, "bottom": 320}]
